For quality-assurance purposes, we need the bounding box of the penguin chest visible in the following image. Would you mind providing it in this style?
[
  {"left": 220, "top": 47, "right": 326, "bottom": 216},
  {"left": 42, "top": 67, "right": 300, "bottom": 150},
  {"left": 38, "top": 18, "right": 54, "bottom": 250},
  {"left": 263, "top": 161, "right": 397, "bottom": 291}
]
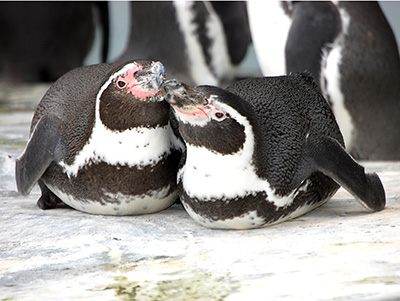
[
  {"left": 60, "top": 123, "right": 181, "bottom": 176},
  {"left": 179, "top": 144, "right": 268, "bottom": 200},
  {"left": 45, "top": 124, "right": 182, "bottom": 215}
]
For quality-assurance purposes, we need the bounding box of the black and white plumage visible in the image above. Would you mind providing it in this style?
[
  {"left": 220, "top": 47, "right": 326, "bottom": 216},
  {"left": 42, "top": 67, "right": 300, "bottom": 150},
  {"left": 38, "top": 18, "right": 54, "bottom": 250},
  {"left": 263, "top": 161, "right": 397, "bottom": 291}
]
[
  {"left": 161, "top": 75, "right": 385, "bottom": 229},
  {"left": 16, "top": 60, "right": 184, "bottom": 215},
  {"left": 248, "top": 1, "right": 400, "bottom": 160},
  {"left": 116, "top": 1, "right": 250, "bottom": 86}
]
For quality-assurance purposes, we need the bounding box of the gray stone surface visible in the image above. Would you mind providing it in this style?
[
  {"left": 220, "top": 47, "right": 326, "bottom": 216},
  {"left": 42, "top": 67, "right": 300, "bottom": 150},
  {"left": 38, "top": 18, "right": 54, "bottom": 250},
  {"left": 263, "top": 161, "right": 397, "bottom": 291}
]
[{"left": 1, "top": 84, "right": 400, "bottom": 300}]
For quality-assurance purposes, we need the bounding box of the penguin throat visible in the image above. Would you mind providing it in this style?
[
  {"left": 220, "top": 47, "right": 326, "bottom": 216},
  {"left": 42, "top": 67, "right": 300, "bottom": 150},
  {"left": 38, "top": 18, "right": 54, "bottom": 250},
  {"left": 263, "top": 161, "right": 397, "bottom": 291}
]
[
  {"left": 99, "top": 86, "right": 170, "bottom": 132},
  {"left": 128, "top": 85, "right": 160, "bottom": 100}
]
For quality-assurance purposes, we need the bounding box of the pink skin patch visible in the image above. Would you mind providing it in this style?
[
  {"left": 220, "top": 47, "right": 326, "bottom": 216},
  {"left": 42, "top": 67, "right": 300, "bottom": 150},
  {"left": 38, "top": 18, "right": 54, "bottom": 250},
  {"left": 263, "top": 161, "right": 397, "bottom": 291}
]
[
  {"left": 172, "top": 104, "right": 210, "bottom": 120},
  {"left": 116, "top": 65, "right": 159, "bottom": 99}
]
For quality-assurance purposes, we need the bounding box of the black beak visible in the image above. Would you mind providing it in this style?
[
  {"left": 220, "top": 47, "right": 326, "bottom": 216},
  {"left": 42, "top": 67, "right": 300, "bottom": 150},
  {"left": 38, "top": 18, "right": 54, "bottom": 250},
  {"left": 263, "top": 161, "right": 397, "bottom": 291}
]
[
  {"left": 161, "top": 79, "right": 208, "bottom": 111},
  {"left": 135, "top": 61, "right": 166, "bottom": 90}
]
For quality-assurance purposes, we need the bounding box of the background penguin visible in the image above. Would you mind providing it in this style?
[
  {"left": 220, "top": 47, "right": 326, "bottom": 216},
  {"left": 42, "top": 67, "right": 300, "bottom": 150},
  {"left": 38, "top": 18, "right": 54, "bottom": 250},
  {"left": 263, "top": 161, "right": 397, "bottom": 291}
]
[
  {"left": 161, "top": 75, "right": 385, "bottom": 229},
  {"left": 115, "top": 1, "right": 251, "bottom": 86},
  {"left": 247, "top": 1, "right": 400, "bottom": 160},
  {"left": 15, "top": 60, "right": 184, "bottom": 215},
  {"left": 0, "top": 2, "right": 109, "bottom": 83}
]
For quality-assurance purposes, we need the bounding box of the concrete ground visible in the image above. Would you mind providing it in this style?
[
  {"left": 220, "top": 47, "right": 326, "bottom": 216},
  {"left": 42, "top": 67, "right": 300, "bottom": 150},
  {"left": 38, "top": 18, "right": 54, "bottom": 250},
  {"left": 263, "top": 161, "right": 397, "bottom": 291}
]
[{"left": 1, "top": 83, "right": 399, "bottom": 300}]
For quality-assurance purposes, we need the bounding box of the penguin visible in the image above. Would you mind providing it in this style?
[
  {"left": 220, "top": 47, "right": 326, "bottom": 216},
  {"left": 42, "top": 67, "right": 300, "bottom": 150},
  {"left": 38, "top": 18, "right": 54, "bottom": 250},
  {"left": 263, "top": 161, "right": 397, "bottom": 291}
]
[
  {"left": 115, "top": 1, "right": 251, "bottom": 86},
  {"left": 0, "top": 2, "right": 109, "bottom": 83},
  {"left": 247, "top": 1, "right": 400, "bottom": 160},
  {"left": 161, "top": 75, "right": 386, "bottom": 229},
  {"left": 15, "top": 60, "right": 184, "bottom": 215}
]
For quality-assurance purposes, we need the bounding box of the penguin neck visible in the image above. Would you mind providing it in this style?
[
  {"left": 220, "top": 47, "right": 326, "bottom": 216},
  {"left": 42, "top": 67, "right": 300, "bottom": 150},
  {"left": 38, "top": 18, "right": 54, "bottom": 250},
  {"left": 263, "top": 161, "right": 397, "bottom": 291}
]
[{"left": 98, "top": 87, "right": 170, "bottom": 131}]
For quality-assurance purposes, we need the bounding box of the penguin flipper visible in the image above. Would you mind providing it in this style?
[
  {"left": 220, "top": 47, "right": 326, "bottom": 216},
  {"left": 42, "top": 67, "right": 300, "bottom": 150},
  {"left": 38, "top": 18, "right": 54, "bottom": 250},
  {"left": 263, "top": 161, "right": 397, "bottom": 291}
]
[
  {"left": 15, "top": 115, "right": 67, "bottom": 196},
  {"left": 293, "top": 135, "right": 385, "bottom": 212}
]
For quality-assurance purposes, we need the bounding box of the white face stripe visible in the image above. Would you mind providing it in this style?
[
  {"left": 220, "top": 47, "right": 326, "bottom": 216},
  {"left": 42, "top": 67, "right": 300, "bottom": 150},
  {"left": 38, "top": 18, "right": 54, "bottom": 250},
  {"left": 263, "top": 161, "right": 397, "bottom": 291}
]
[
  {"left": 173, "top": 95, "right": 236, "bottom": 127},
  {"left": 96, "top": 63, "right": 139, "bottom": 110}
]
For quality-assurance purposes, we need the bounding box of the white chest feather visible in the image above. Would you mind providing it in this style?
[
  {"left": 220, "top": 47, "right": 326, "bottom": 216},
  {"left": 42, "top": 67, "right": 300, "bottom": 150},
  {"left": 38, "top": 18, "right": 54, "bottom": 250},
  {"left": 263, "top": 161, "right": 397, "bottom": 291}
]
[
  {"left": 180, "top": 144, "right": 267, "bottom": 200},
  {"left": 59, "top": 122, "right": 182, "bottom": 177}
]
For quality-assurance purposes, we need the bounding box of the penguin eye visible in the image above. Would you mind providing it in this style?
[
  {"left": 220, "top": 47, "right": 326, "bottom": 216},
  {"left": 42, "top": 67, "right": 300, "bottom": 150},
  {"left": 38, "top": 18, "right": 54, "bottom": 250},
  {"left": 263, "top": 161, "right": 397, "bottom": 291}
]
[
  {"left": 214, "top": 112, "right": 226, "bottom": 120},
  {"left": 117, "top": 80, "right": 127, "bottom": 89}
]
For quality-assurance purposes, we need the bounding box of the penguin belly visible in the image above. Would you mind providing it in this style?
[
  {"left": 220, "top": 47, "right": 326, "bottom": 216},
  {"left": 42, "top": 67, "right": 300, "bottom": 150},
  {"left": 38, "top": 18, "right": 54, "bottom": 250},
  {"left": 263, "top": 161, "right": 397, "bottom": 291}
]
[
  {"left": 177, "top": 144, "right": 339, "bottom": 230},
  {"left": 43, "top": 164, "right": 178, "bottom": 216}
]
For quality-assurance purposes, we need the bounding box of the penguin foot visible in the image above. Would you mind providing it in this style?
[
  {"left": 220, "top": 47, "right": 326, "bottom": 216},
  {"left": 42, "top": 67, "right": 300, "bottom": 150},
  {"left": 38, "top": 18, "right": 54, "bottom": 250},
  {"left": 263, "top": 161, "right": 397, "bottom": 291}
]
[
  {"left": 37, "top": 181, "right": 68, "bottom": 210},
  {"left": 37, "top": 192, "right": 68, "bottom": 210}
]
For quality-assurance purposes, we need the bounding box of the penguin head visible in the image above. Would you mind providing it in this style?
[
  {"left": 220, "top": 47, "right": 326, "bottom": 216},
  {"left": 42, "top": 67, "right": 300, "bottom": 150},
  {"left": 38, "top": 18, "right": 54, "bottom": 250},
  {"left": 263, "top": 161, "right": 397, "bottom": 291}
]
[
  {"left": 97, "top": 60, "right": 170, "bottom": 131},
  {"left": 112, "top": 60, "right": 166, "bottom": 101},
  {"left": 162, "top": 79, "right": 259, "bottom": 155}
]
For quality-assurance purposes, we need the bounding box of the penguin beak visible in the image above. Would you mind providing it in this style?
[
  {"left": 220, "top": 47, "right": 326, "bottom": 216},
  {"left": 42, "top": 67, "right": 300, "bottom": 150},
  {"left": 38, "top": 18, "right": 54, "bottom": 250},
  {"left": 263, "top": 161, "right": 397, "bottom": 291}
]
[
  {"left": 134, "top": 61, "right": 166, "bottom": 91},
  {"left": 161, "top": 79, "right": 209, "bottom": 118}
]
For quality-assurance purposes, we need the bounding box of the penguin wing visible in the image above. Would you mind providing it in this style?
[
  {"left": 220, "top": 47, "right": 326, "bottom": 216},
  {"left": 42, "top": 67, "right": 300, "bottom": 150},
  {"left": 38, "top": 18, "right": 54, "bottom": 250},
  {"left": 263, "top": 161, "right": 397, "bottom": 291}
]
[
  {"left": 292, "top": 135, "right": 385, "bottom": 212},
  {"left": 15, "top": 114, "right": 67, "bottom": 196}
]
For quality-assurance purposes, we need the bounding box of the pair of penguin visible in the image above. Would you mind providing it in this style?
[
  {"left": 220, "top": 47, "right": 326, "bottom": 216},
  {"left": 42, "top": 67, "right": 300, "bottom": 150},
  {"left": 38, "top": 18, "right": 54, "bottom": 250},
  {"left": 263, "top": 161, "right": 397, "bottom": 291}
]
[
  {"left": 247, "top": 1, "right": 400, "bottom": 160},
  {"left": 15, "top": 60, "right": 385, "bottom": 229}
]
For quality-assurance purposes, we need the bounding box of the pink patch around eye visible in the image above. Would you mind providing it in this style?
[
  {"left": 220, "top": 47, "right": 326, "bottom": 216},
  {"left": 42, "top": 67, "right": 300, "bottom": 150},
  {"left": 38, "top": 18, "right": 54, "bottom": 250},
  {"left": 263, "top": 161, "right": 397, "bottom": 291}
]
[
  {"left": 172, "top": 105, "right": 209, "bottom": 119},
  {"left": 116, "top": 65, "right": 160, "bottom": 99}
]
